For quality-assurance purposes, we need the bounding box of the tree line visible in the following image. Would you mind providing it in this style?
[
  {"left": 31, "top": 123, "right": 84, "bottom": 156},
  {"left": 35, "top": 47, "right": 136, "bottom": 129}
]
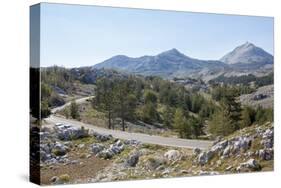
[
  {"left": 209, "top": 73, "right": 273, "bottom": 87},
  {"left": 93, "top": 76, "right": 273, "bottom": 138},
  {"left": 208, "top": 85, "right": 273, "bottom": 136},
  {"left": 92, "top": 76, "right": 215, "bottom": 138}
]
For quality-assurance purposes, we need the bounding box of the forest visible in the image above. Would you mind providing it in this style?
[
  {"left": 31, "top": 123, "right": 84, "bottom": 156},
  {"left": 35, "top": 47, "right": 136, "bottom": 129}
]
[
  {"left": 90, "top": 75, "right": 273, "bottom": 138},
  {"left": 39, "top": 66, "right": 273, "bottom": 139}
]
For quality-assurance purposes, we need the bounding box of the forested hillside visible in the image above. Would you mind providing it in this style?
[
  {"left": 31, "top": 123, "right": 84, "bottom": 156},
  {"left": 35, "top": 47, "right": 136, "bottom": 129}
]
[{"left": 40, "top": 65, "right": 273, "bottom": 139}]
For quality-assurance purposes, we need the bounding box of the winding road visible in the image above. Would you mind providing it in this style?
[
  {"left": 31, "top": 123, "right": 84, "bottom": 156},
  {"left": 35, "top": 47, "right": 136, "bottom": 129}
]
[{"left": 46, "top": 96, "right": 213, "bottom": 150}]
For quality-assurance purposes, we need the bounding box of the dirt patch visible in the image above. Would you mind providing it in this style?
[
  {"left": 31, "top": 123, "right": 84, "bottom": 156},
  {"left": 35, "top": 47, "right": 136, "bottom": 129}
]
[{"left": 40, "top": 155, "right": 110, "bottom": 185}]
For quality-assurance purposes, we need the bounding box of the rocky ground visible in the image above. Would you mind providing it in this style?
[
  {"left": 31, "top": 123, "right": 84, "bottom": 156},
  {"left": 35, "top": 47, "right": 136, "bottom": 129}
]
[
  {"left": 39, "top": 121, "right": 273, "bottom": 185},
  {"left": 240, "top": 85, "right": 273, "bottom": 108}
]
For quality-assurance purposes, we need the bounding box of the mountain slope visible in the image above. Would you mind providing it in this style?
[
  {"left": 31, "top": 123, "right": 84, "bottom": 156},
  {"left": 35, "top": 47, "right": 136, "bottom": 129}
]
[
  {"left": 220, "top": 42, "right": 273, "bottom": 65},
  {"left": 93, "top": 42, "right": 273, "bottom": 79},
  {"left": 94, "top": 48, "right": 227, "bottom": 78}
]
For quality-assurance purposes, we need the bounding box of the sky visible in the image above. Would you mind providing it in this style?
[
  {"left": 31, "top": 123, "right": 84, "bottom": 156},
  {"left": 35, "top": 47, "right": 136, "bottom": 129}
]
[{"left": 40, "top": 3, "right": 274, "bottom": 68}]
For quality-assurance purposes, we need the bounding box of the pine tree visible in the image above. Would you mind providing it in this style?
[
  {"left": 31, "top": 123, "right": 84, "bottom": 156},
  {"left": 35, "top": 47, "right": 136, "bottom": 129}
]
[
  {"left": 114, "top": 80, "right": 137, "bottom": 131},
  {"left": 70, "top": 100, "right": 80, "bottom": 119},
  {"left": 173, "top": 108, "right": 191, "bottom": 138},
  {"left": 208, "top": 108, "right": 234, "bottom": 136},
  {"left": 240, "top": 106, "right": 255, "bottom": 128},
  {"left": 162, "top": 106, "right": 174, "bottom": 128},
  {"left": 142, "top": 102, "right": 158, "bottom": 123},
  {"left": 94, "top": 78, "right": 115, "bottom": 129},
  {"left": 41, "top": 100, "right": 51, "bottom": 119},
  {"left": 144, "top": 90, "right": 158, "bottom": 104}
]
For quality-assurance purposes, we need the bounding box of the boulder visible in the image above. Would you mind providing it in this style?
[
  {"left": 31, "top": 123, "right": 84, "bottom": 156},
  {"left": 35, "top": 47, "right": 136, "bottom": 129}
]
[
  {"left": 262, "top": 128, "right": 273, "bottom": 140},
  {"left": 52, "top": 142, "right": 68, "bottom": 156},
  {"left": 233, "top": 137, "right": 252, "bottom": 153},
  {"left": 237, "top": 159, "right": 261, "bottom": 172},
  {"left": 40, "top": 150, "right": 52, "bottom": 162},
  {"left": 210, "top": 140, "right": 228, "bottom": 156},
  {"left": 225, "top": 166, "right": 233, "bottom": 171},
  {"left": 96, "top": 149, "right": 114, "bottom": 159},
  {"left": 41, "top": 143, "right": 52, "bottom": 155},
  {"left": 193, "top": 148, "right": 201, "bottom": 156},
  {"left": 109, "top": 140, "right": 124, "bottom": 154},
  {"left": 259, "top": 149, "right": 274, "bottom": 160},
  {"left": 57, "top": 126, "right": 89, "bottom": 141},
  {"left": 222, "top": 145, "right": 232, "bottom": 157},
  {"left": 199, "top": 171, "right": 219, "bottom": 175},
  {"left": 164, "top": 150, "right": 181, "bottom": 161},
  {"left": 78, "top": 144, "right": 85, "bottom": 149},
  {"left": 125, "top": 152, "right": 140, "bottom": 167},
  {"left": 124, "top": 139, "right": 141, "bottom": 146},
  {"left": 198, "top": 151, "right": 214, "bottom": 165},
  {"left": 50, "top": 176, "right": 59, "bottom": 183},
  {"left": 91, "top": 143, "right": 105, "bottom": 155},
  {"left": 93, "top": 132, "right": 112, "bottom": 142},
  {"left": 146, "top": 157, "right": 166, "bottom": 170},
  {"left": 261, "top": 139, "right": 273, "bottom": 149}
]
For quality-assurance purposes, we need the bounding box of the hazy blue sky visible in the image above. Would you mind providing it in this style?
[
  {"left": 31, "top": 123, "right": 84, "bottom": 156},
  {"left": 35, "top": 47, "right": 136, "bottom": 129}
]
[{"left": 40, "top": 3, "right": 274, "bottom": 68}]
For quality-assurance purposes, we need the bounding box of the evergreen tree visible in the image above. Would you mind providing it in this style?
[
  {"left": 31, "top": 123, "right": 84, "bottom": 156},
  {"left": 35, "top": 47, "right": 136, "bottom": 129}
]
[
  {"left": 173, "top": 108, "right": 191, "bottom": 138},
  {"left": 208, "top": 89, "right": 241, "bottom": 137},
  {"left": 41, "top": 100, "right": 51, "bottom": 119},
  {"left": 70, "top": 100, "right": 80, "bottom": 119},
  {"left": 144, "top": 90, "right": 158, "bottom": 104},
  {"left": 162, "top": 106, "right": 174, "bottom": 128},
  {"left": 114, "top": 80, "right": 137, "bottom": 131},
  {"left": 141, "top": 102, "right": 158, "bottom": 123},
  {"left": 94, "top": 78, "right": 115, "bottom": 129},
  {"left": 208, "top": 108, "right": 234, "bottom": 136},
  {"left": 240, "top": 106, "right": 255, "bottom": 128},
  {"left": 189, "top": 116, "right": 203, "bottom": 138}
]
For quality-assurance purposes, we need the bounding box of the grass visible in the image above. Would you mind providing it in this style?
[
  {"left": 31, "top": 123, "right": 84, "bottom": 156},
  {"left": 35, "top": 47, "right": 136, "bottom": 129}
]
[
  {"left": 52, "top": 149, "right": 66, "bottom": 156},
  {"left": 142, "top": 143, "right": 165, "bottom": 151},
  {"left": 58, "top": 174, "right": 71, "bottom": 183},
  {"left": 72, "top": 136, "right": 97, "bottom": 145}
]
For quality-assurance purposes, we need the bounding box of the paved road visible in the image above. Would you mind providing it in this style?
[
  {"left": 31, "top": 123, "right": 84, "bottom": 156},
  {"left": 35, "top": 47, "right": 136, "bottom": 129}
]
[
  {"left": 47, "top": 97, "right": 213, "bottom": 150},
  {"left": 51, "top": 96, "right": 94, "bottom": 113}
]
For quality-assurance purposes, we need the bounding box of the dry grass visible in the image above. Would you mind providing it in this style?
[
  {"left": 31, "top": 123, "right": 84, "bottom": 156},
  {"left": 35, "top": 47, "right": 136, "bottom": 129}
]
[{"left": 40, "top": 155, "right": 110, "bottom": 185}]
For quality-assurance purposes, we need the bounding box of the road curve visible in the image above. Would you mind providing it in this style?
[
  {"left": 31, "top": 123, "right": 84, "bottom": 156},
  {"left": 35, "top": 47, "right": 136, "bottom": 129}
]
[
  {"left": 51, "top": 96, "right": 94, "bottom": 113},
  {"left": 47, "top": 96, "right": 213, "bottom": 150}
]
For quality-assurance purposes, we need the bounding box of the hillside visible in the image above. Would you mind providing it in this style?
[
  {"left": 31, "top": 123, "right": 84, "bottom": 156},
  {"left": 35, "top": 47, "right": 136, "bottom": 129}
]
[
  {"left": 93, "top": 42, "right": 273, "bottom": 79},
  {"left": 94, "top": 48, "right": 227, "bottom": 78},
  {"left": 240, "top": 85, "right": 274, "bottom": 108},
  {"left": 220, "top": 42, "right": 273, "bottom": 65},
  {"left": 39, "top": 120, "right": 273, "bottom": 184}
]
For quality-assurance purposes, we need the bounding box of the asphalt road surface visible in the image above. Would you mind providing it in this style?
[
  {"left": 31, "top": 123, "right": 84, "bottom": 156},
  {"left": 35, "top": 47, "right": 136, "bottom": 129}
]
[{"left": 47, "top": 97, "right": 213, "bottom": 150}]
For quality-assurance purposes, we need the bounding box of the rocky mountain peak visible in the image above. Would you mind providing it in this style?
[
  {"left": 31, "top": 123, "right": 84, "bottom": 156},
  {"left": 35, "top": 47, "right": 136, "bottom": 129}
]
[
  {"left": 220, "top": 42, "right": 273, "bottom": 65},
  {"left": 158, "top": 48, "right": 185, "bottom": 57}
]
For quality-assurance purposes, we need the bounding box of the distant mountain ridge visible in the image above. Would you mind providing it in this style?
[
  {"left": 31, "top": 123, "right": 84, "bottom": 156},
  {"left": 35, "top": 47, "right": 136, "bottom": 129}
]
[
  {"left": 93, "top": 42, "right": 273, "bottom": 79},
  {"left": 220, "top": 42, "right": 273, "bottom": 65}
]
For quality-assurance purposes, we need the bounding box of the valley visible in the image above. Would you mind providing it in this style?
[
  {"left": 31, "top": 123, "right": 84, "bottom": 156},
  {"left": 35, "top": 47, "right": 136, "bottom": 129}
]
[{"left": 33, "top": 42, "right": 274, "bottom": 185}]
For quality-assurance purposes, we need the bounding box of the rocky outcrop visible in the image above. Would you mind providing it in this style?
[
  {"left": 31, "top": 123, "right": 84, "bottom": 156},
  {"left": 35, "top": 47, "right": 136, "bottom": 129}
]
[
  {"left": 258, "top": 148, "right": 273, "bottom": 160},
  {"left": 92, "top": 139, "right": 125, "bottom": 159},
  {"left": 124, "top": 139, "right": 141, "bottom": 146},
  {"left": 125, "top": 152, "right": 140, "bottom": 167},
  {"left": 197, "top": 151, "right": 214, "bottom": 165},
  {"left": 146, "top": 156, "right": 167, "bottom": 170},
  {"left": 92, "top": 132, "right": 112, "bottom": 142},
  {"left": 91, "top": 143, "right": 105, "bottom": 155},
  {"left": 164, "top": 150, "right": 181, "bottom": 161},
  {"left": 56, "top": 126, "right": 89, "bottom": 141},
  {"left": 194, "top": 124, "right": 274, "bottom": 168},
  {"left": 236, "top": 159, "right": 261, "bottom": 172}
]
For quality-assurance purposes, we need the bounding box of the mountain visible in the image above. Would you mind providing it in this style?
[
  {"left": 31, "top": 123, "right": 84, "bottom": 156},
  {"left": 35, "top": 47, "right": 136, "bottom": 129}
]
[
  {"left": 220, "top": 42, "right": 273, "bottom": 65},
  {"left": 93, "top": 43, "right": 273, "bottom": 79},
  {"left": 94, "top": 48, "right": 227, "bottom": 78}
]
